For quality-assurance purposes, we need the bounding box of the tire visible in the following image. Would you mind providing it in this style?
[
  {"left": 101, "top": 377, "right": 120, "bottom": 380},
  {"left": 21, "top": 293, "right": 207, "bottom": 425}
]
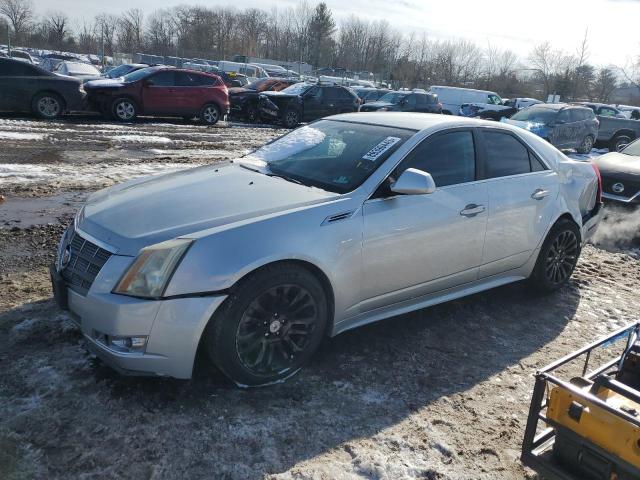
[
  {"left": 610, "top": 134, "right": 632, "bottom": 152},
  {"left": 111, "top": 97, "right": 137, "bottom": 121},
  {"left": 283, "top": 108, "right": 300, "bottom": 128},
  {"left": 200, "top": 103, "right": 220, "bottom": 125},
  {"left": 32, "top": 92, "right": 64, "bottom": 119},
  {"left": 528, "top": 218, "right": 581, "bottom": 292},
  {"left": 204, "top": 263, "right": 329, "bottom": 386},
  {"left": 245, "top": 105, "right": 260, "bottom": 123},
  {"left": 576, "top": 135, "right": 594, "bottom": 154}
]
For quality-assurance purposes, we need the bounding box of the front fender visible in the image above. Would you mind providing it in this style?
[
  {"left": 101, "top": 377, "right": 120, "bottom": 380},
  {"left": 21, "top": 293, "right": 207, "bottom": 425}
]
[{"left": 164, "top": 202, "right": 365, "bottom": 323}]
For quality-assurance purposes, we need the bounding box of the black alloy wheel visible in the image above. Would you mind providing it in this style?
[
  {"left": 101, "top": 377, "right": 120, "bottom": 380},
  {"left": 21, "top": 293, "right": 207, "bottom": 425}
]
[{"left": 236, "top": 284, "right": 319, "bottom": 376}]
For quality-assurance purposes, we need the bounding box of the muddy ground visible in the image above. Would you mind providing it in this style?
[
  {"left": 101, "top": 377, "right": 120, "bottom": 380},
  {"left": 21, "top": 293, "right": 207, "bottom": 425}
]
[{"left": 1, "top": 115, "right": 640, "bottom": 480}]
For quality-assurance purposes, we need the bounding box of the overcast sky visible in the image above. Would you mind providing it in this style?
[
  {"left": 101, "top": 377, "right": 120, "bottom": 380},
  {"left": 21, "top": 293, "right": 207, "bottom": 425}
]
[{"left": 34, "top": 0, "right": 639, "bottom": 66}]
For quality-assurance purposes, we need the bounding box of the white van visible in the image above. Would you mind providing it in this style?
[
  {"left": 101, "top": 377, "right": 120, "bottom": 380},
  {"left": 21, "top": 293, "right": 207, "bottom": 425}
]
[
  {"left": 216, "top": 61, "right": 268, "bottom": 80},
  {"left": 429, "top": 86, "right": 505, "bottom": 116}
]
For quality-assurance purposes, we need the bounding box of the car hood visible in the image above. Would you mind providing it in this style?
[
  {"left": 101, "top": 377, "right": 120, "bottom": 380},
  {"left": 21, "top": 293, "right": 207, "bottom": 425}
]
[
  {"left": 78, "top": 162, "right": 339, "bottom": 256},
  {"left": 593, "top": 152, "right": 640, "bottom": 178},
  {"left": 502, "top": 118, "right": 550, "bottom": 137},
  {"left": 84, "top": 78, "right": 126, "bottom": 89},
  {"left": 261, "top": 91, "right": 298, "bottom": 99},
  {"left": 361, "top": 101, "right": 396, "bottom": 109},
  {"left": 228, "top": 87, "right": 255, "bottom": 95}
]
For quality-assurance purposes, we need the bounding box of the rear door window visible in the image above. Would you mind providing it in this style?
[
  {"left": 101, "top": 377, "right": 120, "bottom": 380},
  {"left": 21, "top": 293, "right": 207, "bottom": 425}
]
[
  {"left": 399, "top": 130, "right": 476, "bottom": 187},
  {"left": 482, "top": 131, "right": 532, "bottom": 178},
  {"left": 149, "top": 71, "right": 176, "bottom": 87},
  {"left": 568, "top": 109, "right": 583, "bottom": 123}
]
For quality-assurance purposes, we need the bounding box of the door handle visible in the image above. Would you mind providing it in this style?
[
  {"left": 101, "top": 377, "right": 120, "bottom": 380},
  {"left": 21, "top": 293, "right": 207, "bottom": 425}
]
[
  {"left": 460, "top": 204, "right": 485, "bottom": 217},
  {"left": 531, "top": 189, "right": 550, "bottom": 200}
]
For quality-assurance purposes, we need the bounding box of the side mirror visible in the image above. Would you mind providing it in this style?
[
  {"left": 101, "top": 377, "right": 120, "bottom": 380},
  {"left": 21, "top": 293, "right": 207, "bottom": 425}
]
[{"left": 391, "top": 168, "right": 436, "bottom": 195}]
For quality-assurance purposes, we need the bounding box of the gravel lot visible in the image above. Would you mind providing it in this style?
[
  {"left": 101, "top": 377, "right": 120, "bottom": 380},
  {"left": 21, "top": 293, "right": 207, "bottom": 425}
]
[{"left": 1, "top": 115, "right": 639, "bottom": 480}]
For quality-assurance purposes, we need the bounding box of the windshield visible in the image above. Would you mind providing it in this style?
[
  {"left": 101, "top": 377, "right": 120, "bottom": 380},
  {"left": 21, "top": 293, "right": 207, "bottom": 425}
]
[
  {"left": 621, "top": 138, "right": 640, "bottom": 157},
  {"left": 378, "top": 92, "right": 408, "bottom": 104},
  {"left": 123, "top": 67, "right": 156, "bottom": 83},
  {"left": 511, "top": 107, "right": 558, "bottom": 124},
  {"left": 238, "top": 120, "right": 414, "bottom": 193},
  {"left": 107, "top": 64, "right": 136, "bottom": 78},
  {"left": 67, "top": 63, "right": 100, "bottom": 75},
  {"left": 280, "top": 83, "right": 312, "bottom": 95}
]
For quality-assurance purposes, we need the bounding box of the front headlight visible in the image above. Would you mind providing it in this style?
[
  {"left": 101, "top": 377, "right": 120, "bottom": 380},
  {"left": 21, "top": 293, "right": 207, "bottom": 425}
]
[{"left": 113, "top": 239, "right": 193, "bottom": 298}]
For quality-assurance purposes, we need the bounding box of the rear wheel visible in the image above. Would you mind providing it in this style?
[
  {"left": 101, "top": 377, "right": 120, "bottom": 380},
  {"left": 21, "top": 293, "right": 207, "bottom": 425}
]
[
  {"left": 528, "top": 218, "right": 581, "bottom": 292},
  {"left": 200, "top": 103, "right": 220, "bottom": 125},
  {"left": 32, "top": 92, "right": 64, "bottom": 119},
  {"left": 283, "top": 108, "right": 300, "bottom": 128},
  {"left": 245, "top": 105, "right": 260, "bottom": 123},
  {"left": 111, "top": 98, "right": 137, "bottom": 121},
  {"left": 610, "top": 134, "right": 632, "bottom": 152},
  {"left": 576, "top": 135, "right": 594, "bottom": 154},
  {"left": 204, "top": 264, "right": 328, "bottom": 386}
]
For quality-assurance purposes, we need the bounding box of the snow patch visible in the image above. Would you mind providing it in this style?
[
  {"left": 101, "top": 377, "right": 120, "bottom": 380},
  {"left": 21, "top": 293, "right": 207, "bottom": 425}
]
[
  {"left": 0, "top": 131, "right": 47, "bottom": 140},
  {"left": 109, "top": 135, "right": 173, "bottom": 145}
]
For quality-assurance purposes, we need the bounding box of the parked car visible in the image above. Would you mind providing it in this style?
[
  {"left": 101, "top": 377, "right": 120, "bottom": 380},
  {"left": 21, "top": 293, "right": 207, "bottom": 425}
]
[
  {"left": 103, "top": 63, "right": 150, "bottom": 79},
  {"left": 8, "top": 49, "right": 33, "bottom": 64},
  {"left": 592, "top": 138, "right": 640, "bottom": 205},
  {"left": 229, "top": 77, "right": 299, "bottom": 123},
  {"left": 216, "top": 71, "right": 249, "bottom": 88},
  {"left": 504, "top": 97, "right": 543, "bottom": 109},
  {"left": 616, "top": 104, "right": 640, "bottom": 120},
  {"left": 0, "top": 58, "right": 86, "bottom": 119},
  {"left": 430, "top": 85, "right": 508, "bottom": 116},
  {"left": 53, "top": 61, "right": 102, "bottom": 81},
  {"left": 503, "top": 104, "right": 599, "bottom": 154},
  {"left": 84, "top": 67, "right": 229, "bottom": 124},
  {"left": 352, "top": 87, "right": 390, "bottom": 104},
  {"left": 39, "top": 53, "right": 80, "bottom": 72},
  {"left": 50, "top": 113, "right": 603, "bottom": 385},
  {"left": 574, "top": 102, "right": 626, "bottom": 118},
  {"left": 258, "top": 82, "right": 359, "bottom": 127},
  {"left": 216, "top": 61, "right": 268, "bottom": 81},
  {"left": 359, "top": 90, "right": 442, "bottom": 114}
]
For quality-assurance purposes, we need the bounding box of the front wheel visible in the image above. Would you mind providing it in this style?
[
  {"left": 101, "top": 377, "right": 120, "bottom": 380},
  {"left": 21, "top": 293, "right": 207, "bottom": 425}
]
[
  {"left": 32, "top": 93, "right": 64, "bottom": 119},
  {"left": 200, "top": 104, "right": 220, "bottom": 125},
  {"left": 576, "top": 135, "right": 594, "bottom": 154},
  {"left": 204, "top": 264, "right": 329, "bottom": 386},
  {"left": 283, "top": 108, "right": 300, "bottom": 128},
  {"left": 111, "top": 98, "right": 137, "bottom": 121},
  {"left": 528, "top": 218, "right": 581, "bottom": 292},
  {"left": 245, "top": 105, "right": 260, "bottom": 123}
]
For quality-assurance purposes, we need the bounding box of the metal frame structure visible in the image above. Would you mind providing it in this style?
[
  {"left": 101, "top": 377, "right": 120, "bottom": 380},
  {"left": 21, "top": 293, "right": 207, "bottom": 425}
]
[{"left": 521, "top": 322, "right": 640, "bottom": 480}]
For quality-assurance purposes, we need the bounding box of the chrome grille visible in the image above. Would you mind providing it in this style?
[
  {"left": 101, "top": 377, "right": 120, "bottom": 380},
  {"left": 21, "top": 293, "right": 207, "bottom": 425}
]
[{"left": 61, "top": 231, "right": 112, "bottom": 295}]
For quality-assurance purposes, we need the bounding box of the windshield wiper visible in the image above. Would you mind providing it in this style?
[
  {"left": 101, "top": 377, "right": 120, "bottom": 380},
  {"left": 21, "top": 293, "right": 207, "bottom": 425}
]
[{"left": 265, "top": 172, "right": 303, "bottom": 185}]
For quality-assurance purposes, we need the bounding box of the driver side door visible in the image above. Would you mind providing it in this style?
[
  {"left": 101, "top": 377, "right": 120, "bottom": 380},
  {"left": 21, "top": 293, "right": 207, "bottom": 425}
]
[
  {"left": 360, "top": 129, "right": 488, "bottom": 312},
  {"left": 302, "top": 86, "right": 324, "bottom": 121}
]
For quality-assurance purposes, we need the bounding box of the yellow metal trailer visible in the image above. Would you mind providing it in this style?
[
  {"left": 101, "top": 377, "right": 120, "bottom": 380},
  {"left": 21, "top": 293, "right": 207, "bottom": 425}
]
[{"left": 522, "top": 323, "right": 640, "bottom": 480}]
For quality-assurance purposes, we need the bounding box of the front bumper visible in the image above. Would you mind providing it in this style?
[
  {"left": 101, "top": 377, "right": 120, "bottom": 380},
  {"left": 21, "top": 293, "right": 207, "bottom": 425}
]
[{"left": 51, "top": 254, "right": 227, "bottom": 379}]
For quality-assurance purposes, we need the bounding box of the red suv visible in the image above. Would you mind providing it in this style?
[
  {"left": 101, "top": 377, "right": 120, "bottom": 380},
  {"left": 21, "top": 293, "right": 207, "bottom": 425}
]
[{"left": 84, "top": 67, "right": 229, "bottom": 124}]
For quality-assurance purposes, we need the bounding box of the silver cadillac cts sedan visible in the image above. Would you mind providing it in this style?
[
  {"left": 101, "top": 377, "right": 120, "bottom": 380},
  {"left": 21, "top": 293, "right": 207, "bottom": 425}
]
[{"left": 51, "top": 113, "right": 603, "bottom": 386}]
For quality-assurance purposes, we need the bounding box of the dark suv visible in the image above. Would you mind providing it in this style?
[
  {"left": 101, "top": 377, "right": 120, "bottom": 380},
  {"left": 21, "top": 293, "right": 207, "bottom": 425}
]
[
  {"left": 258, "top": 83, "right": 360, "bottom": 128},
  {"left": 359, "top": 91, "right": 442, "bottom": 114},
  {"left": 85, "top": 67, "right": 229, "bottom": 124}
]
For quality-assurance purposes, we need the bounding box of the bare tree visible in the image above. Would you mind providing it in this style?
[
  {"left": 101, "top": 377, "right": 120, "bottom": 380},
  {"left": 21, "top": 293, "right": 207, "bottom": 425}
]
[
  {"left": 45, "top": 11, "right": 69, "bottom": 50},
  {"left": 0, "top": 0, "right": 33, "bottom": 42}
]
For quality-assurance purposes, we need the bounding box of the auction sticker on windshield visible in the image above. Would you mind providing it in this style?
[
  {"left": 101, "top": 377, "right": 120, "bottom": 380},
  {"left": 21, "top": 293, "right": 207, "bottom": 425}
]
[{"left": 362, "top": 137, "right": 401, "bottom": 161}]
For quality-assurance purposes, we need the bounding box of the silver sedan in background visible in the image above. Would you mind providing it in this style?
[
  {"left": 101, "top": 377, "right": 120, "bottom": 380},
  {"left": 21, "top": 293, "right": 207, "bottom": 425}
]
[{"left": 51, "top": 113, "right": 603, "bottom": 386}]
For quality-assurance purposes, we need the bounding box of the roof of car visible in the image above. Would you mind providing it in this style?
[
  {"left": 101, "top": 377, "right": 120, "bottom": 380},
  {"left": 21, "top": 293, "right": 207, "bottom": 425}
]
[{"left": 329, "top": 112, "right": 508, "bottom": 131}]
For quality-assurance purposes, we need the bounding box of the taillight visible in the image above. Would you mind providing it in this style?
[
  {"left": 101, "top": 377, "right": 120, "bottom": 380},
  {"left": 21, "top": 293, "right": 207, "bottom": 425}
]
[{"left": 591, "top": 162, "right": 602, "bottom": 203}]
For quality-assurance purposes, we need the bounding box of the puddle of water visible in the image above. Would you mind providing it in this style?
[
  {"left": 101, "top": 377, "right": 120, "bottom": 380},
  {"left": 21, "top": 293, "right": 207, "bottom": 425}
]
[{"left": 0, "top": 192, "right": 87, "bottom": 228}]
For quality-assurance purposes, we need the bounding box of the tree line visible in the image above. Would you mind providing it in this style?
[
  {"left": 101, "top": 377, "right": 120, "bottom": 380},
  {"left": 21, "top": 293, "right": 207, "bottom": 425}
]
[{"left": 1, "top": 0, "right": 638, "bottom": 102}]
